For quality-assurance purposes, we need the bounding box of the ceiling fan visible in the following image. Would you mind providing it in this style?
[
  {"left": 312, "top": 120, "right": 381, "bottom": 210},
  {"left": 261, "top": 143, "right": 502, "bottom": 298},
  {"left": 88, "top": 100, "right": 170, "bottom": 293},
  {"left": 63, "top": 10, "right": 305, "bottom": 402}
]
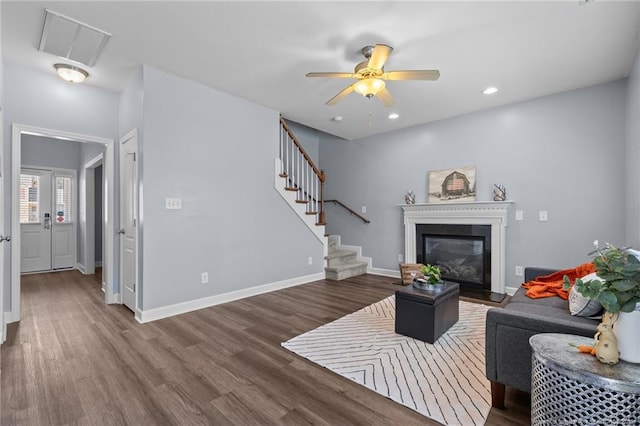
[{"left": 306, "top": 44, "right": 440, "bottom": 107}]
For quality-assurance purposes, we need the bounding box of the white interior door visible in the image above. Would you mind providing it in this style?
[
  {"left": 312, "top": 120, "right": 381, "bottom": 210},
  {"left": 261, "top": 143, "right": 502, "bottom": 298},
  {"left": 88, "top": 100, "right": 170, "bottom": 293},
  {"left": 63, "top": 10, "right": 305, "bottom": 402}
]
[
  {"left": 20, "top": 169, "right": 53, "bottom": 273},
  {"left": 120, "top": 133, "right": 138, "bottom": 312}
]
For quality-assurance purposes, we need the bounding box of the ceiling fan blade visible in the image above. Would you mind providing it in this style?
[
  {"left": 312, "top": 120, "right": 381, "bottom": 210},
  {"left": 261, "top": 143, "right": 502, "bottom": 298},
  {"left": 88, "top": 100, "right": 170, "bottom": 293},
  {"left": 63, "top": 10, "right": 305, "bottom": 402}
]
[
  {"left": 306, "top": 72, "right": 355, "bottom": 78},
  {"left": 383, "top": 70, "right": 440, "bottom": 81},
  {"left": 367, "top": 44, "right": 393, "bottom": 70},
  {"left": 376, "top": 88, "right": 395, "bottom": 107},
  {"left": 326, "top": 84, "right": 355, "bottom": 106}
]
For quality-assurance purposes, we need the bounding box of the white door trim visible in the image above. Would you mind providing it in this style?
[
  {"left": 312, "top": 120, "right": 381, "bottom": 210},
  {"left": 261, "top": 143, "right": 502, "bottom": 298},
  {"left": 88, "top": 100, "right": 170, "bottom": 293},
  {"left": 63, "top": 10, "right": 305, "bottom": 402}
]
[
  {"left": 10, "top": 124, "right": 116, "bottom": 323},
  {"left": 81, "top": 153, "right": 104, "bottom": 277}
]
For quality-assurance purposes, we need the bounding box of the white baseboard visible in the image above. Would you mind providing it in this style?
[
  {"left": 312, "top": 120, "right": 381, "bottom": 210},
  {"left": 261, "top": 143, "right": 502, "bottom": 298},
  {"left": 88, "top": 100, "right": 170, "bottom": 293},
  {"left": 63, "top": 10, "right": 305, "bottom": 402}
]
[
  {"left": 137, "top": 272, "right": 325, "bottom": 323},
  {"left": 368, "top": 267, "right": 401, "bottom": 278},
  {"left": 77, "top": 263, "right": 86, "bottom": 274},
  {"left": 106, "top": 292, "right": 121, "bottom": 304}
]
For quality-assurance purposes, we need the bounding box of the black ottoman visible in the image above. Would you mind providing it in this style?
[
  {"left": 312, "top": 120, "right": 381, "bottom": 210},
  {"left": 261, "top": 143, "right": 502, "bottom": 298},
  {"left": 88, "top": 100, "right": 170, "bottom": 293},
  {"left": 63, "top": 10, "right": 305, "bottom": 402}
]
[{"left": 395, "top": 281, "right": 460, "bottom": 344}]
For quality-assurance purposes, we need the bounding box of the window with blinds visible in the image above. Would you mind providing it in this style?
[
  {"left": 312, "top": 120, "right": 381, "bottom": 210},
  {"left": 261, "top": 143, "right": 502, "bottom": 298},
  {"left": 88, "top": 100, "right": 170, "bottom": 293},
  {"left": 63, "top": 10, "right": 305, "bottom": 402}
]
[
  {"left": 55, "top": 175, "right": 73, "bottom": 223},
  {"left": 20, "top": 174, "right": 40, "bottom": 224}
]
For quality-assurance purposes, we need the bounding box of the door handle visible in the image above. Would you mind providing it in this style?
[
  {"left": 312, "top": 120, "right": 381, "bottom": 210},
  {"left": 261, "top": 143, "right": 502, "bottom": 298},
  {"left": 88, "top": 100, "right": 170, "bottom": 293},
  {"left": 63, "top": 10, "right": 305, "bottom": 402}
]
[
  {"left": 44, "top": 213, "right": 51, "bottom": 230},
  {"left": 118, "top": 229, "right": 125, "bottom": 235},
  {"left": 0, "top": 235, "right": 10, "bottom": 242}
]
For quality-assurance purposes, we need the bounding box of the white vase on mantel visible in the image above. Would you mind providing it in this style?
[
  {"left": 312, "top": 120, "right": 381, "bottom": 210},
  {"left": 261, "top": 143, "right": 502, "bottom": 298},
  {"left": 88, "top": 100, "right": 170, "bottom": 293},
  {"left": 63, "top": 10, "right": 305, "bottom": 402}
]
[{"left": 613, "top": 303, "right": 640, "bottom": 363}]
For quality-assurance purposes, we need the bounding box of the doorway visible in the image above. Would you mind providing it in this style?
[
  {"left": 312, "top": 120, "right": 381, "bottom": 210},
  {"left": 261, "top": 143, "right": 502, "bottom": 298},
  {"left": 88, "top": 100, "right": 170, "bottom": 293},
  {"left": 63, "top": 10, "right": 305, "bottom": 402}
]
[
  {"left": 19, "top": 167, "right": 77, "bottom": 273},
  {"left": 10, "top": 124, "right": 116, "bottom": 323}
]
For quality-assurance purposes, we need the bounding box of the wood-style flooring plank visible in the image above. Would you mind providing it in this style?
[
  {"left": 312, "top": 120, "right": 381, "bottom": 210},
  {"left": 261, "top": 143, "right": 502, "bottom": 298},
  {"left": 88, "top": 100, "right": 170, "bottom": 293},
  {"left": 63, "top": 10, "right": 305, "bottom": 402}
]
[{"left": 2, "top": 270, "right": 530, "bottom": 425}]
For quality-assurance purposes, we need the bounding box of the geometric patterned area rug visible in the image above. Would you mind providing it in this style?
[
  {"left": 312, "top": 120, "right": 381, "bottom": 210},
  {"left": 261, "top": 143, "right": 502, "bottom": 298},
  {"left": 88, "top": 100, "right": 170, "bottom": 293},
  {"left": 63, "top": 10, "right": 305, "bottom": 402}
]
[{"left": 282, "top": 296, "right": 492, "bottom": 426}]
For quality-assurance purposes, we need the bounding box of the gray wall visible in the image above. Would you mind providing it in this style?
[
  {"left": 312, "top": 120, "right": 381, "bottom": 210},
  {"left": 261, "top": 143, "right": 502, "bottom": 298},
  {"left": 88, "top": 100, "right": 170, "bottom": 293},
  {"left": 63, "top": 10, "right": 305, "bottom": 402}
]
[
  {"left": 2, "top": 62, "right": 119, "bottom": 313},
  {"left": 626, "top": 47, "right": 640, "bottom": 248},
  {"left": 140, "top": 67, "right": 323, "bottom": 310},
  {"left": 21, "top": 134, "right": 81, "bottom": 170},
  {"left": 320, "top": 80, "right": 627, "bottom": 290}
]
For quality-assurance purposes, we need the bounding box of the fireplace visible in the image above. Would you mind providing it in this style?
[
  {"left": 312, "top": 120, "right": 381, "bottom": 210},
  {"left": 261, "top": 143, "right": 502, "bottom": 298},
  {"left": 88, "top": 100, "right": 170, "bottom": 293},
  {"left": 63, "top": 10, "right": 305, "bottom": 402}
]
[
  {"left": 416, "top": 224, "right": 491, "bottom": 291},
  {"left": 401, "top": 201, "right": 512, "bottom": 297}
]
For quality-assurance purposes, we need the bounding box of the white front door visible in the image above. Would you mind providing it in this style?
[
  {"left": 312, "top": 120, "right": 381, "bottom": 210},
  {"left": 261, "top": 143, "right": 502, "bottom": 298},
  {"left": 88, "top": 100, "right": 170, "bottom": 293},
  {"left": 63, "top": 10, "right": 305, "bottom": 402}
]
[
  {"left": 20, "top": 169, "right": 53, "bottom": 273},
  {"left": 20, "top": 169, "right": 77, "bottom": 273},
  {"left": 120, "top": 132, "right": 138, "bottom": 312}
]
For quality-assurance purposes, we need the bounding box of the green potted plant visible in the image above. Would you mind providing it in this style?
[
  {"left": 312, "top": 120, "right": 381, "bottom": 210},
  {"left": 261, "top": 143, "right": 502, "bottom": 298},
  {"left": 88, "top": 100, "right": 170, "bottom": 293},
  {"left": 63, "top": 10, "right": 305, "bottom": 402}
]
[
  {"left": 564, "top": 241, "right": 640, "bottom": 363},
  {"left": 565, "top": 242, "right": 640, "bottom": 314},
  {"left": 421, "top": 264, "right": 442, "bottom": 285}
]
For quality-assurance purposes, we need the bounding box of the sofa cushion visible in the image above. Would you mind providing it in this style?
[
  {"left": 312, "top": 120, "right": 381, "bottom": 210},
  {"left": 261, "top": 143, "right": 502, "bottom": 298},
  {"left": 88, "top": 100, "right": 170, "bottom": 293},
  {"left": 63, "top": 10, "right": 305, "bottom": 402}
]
[{"left": 508, "top": 287, "right": 569, "bottom": 310}]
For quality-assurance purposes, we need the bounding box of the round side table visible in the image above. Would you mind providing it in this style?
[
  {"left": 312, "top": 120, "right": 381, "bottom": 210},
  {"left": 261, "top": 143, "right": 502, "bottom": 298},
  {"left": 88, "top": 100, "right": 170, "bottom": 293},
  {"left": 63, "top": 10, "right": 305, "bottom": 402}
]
[{"left": 529, "top": 333, "right": 640, "bottom": 425}]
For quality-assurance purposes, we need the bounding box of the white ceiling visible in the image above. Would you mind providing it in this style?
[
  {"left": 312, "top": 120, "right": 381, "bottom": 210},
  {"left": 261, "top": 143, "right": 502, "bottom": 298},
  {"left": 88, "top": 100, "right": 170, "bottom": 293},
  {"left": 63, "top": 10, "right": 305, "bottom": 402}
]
[{"left": 2, "top": 1, "right": 640, "bottom": 140}]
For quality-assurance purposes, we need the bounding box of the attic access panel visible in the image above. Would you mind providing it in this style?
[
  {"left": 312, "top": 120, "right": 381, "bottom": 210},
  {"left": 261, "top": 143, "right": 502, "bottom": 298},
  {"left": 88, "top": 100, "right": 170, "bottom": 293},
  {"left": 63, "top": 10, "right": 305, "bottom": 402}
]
[{"left": 39, "top": 9, "right": 111, "bottom": 67}]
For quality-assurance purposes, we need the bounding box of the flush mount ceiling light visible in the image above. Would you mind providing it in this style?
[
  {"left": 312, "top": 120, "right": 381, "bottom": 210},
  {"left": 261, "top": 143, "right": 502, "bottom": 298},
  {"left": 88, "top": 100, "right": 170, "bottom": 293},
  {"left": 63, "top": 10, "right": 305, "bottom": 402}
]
[
  {"left": 388, "top": 113, "right": 399, "bottom": 119},
  {"left": 482, "top": 86, "right": 499, "bottom": 95},
  {"left": 54, "top": 63, "right": 89, "bottom": 83}
]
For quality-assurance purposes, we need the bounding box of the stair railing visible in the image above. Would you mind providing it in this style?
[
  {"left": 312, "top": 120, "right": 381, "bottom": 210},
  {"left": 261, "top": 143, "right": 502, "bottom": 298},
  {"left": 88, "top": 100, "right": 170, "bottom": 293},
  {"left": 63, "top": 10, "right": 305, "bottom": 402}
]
[
  {"left": 325, "top": 199, "right": 371, "bottom": 224},
  {"left": 279, "top": 117, "right": 326, "bottom": 225}
]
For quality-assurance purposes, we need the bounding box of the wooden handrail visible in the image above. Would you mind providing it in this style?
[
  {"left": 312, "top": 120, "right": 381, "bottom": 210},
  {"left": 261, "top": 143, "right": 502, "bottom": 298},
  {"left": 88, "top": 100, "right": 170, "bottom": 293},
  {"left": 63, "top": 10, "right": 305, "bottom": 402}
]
[
  {"left": 280, "top": 116, "right": 326, "bottom": 225},
  {"left": 279, "top": 117, "right": 325, "bottom": 182},
  {"left": 325, "top": 199, "right": 370, "bottom": 224}
]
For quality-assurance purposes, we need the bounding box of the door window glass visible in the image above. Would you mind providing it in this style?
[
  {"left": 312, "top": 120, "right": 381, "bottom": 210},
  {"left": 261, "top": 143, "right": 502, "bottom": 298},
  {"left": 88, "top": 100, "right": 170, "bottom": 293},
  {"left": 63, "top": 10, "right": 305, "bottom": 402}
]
[
  {"left": 55, "top": 176, "right": 73, "bottom": 223},
  {"left": 20, "top": 174, "right": 40, "bottom": 223}
]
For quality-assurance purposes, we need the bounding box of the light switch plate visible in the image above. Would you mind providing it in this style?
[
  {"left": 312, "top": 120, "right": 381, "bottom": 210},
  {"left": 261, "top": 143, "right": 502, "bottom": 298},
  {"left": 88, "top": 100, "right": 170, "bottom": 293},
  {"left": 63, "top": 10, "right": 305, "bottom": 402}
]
[
  {"left": 539, "top": 210, "right": 548, "bottom": 221},
  {"left": 515, "top": 266, "right": 524, "bottom": 276},
  {"left": 166, "top": 198, "right": 182, "bottom": 209},
  {"left": 515, "top": 210, "right": 524, "bottom": 221}
]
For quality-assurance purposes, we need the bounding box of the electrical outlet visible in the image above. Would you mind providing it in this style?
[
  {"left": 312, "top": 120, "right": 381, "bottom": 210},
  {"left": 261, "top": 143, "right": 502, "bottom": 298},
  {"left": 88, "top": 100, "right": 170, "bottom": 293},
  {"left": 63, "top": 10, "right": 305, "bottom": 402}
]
[
  {"left": 515, "top": 210, "right": 524, "bottom": 221},
  {"left": 398, "top": 254, "right": 404, "bottom": 262},
  {"left": 539, "top": 210, "right": 548, "bottom": 221},
  {"left": 515, "top": 266, "right": 524, "bottom": 277},
  {"left": 201, "top": 272, "right": 209, "bottom": 284},
  {"left": 308, "top": 256, "right": 313, "bottom": 265}
]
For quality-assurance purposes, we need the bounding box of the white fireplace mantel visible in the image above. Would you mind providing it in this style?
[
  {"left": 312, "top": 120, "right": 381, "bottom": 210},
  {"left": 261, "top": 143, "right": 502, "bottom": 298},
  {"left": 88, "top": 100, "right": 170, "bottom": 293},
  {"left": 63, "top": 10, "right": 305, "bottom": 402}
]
[{"left": 401, "top": 201, "right": 513, "bottom": 294}]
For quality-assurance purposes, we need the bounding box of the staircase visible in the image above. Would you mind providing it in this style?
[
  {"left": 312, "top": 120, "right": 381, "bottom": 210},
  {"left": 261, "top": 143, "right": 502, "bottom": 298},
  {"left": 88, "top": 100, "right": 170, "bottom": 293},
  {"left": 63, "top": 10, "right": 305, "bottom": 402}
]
[
  {"left": 325, "top": 235, "right": 370, "bottom": 281},
  {"left": 275, "top": 117, "right": 370, "bottom": 279}
]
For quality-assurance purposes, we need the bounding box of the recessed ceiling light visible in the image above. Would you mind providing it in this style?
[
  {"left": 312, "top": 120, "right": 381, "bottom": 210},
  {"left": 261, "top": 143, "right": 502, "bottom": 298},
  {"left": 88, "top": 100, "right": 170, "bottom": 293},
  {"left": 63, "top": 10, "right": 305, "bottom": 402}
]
[
  {"left": 331, "top": 116, "right": 343, "bottom": 122},
  {"left": 388, "top": 113, "right": 399, "bottom": 120},
  {"left": 54, "top": 63, "right": 89, "bottom": 83},
  {"left": 482, "top": 86, "right": 499, "bottom": 95}
]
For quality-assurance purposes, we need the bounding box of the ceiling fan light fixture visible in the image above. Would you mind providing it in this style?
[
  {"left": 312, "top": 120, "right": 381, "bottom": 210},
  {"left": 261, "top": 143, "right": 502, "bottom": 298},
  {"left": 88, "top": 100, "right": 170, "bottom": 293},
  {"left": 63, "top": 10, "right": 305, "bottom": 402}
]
[
  {"left": 54, "top": 63, "right": 89, "bottom": 83},
  {"left": 354, "top": 78, "right": 385, "bottom": 97}
]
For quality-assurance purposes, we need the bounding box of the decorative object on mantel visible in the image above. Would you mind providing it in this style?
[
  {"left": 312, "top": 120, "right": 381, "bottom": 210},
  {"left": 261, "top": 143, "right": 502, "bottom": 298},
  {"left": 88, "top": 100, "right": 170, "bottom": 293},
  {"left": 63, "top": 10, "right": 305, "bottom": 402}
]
[
  {"left": 427, "top": 166, "right": 476, "bottom": 203},
  {"left": 493, "top": 184, "right": 506, "bottom": 201},
  {"left": 404, "top": 189, "right": 415, "bottom": 204},
  {"left": 564, "top": 241, "right": 640, "bottom": 364}
]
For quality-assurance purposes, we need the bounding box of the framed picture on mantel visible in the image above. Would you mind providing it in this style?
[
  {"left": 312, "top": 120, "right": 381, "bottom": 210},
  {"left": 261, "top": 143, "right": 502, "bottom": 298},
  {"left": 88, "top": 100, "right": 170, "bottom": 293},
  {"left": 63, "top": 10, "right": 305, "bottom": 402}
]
[{"left": 428, "top": 166, "right": 477, "bottom": 203}]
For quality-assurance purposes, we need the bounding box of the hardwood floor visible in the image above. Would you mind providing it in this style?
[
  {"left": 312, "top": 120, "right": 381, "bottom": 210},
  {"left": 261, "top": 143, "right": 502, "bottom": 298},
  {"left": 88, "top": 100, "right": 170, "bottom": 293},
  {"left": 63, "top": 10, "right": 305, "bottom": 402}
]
[{"left": 1, "top": 271, "right": 530, "bottom": 425}]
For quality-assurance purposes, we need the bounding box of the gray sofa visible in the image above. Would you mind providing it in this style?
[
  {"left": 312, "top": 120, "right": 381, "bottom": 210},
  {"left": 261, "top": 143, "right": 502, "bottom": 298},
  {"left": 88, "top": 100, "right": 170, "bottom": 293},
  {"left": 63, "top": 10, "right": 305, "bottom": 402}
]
[{"left": 485, "top": 267, "right": 599, "bottom": 408}]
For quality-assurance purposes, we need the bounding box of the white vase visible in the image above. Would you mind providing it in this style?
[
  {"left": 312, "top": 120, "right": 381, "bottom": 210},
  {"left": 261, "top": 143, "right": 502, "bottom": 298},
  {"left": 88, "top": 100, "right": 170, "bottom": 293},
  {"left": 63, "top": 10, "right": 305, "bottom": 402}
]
[{"left": 613, "top": 303, "right": 640, "bottom": 363}]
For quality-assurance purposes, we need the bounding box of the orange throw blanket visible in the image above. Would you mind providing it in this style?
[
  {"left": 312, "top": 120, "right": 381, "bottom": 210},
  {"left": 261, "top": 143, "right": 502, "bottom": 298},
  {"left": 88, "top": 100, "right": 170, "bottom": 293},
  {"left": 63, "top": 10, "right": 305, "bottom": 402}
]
[{"left": 521, "top": 263, "right": 595, "bottom": 300}]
